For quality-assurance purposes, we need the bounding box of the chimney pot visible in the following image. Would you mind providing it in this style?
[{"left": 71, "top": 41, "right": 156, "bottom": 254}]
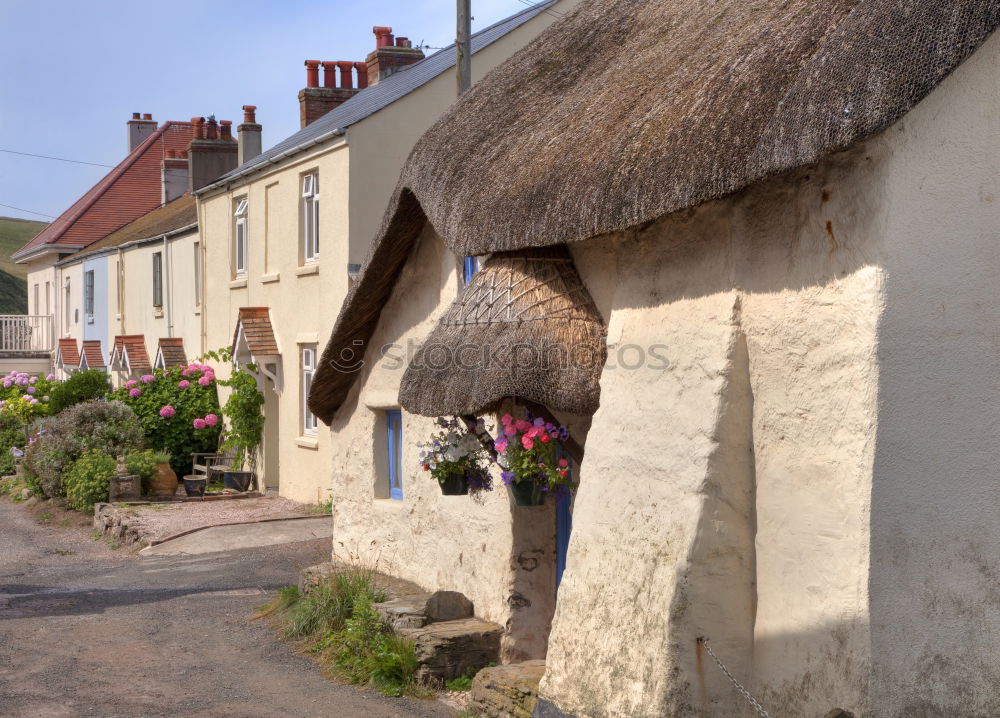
[
  {"left": 373, "top": 26, "right": 394, "bottom": 48},
  {"left": 354, "top": 62, "right": 369, "bottom": 89},
  {"left": 219, "top": 120, "right": 233, "bottom": 141},
  {"left": 321, "top": 61, "right": 337, "bottom": 89},
  {"left": 395, "top": 37, "right": 410, "bottom": 48},
  {"left": 304, "top": 60, "right": 321, "bottom": 88},
  {"left": 142, "top": 113, "right": 153, "bottom": 120},
  {"left": 336, "top": 61, "right": 355, "bottom": 89},
  {"left": 242, "top": 105, "right": 258, "bottom": 124},
  {"left": 132, "top": 112, "right": 140, "bottom": 120}
]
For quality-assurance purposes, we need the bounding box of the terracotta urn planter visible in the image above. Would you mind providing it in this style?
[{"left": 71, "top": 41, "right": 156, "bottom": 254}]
[{"left": 148, "top": 461, "right": 178, "bottom": 498}]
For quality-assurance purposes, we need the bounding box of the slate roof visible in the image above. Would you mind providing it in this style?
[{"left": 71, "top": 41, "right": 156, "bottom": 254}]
[
  {"left": 72, "top": 195, "right": 197, "bottom": 261},
  {"left": 81, "top": 340, "right": 106, "bottom": 369},
  {"left": 233, "top": 307, "right": 279, "bottom": 356},
  {"left": 57, "top": 339, "right": 81, "bottom": 367},
  {"left": 200, "top": 1, "right": 556, "bottom": 192},
  {"left": 156, "top": 337, "right": 187, "bottom": 368},
  {"left": 15, "top": 122, "right": 195, "bottom": 260}
]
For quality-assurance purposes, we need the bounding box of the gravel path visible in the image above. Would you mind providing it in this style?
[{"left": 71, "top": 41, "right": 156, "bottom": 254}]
[
  {"left": 0, "top": 499, "right": 455, "bottom": 718},
  {"left": 122, "top": 497, "right": 316, "bottom": 543}
]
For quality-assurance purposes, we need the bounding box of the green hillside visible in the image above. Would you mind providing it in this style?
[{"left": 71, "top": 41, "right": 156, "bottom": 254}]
[
  {"left": 0, "top": 216, "right": 47, "bottom": 280},
  {"left": 0, "top": 217, "right": 46, "bottom": 314}
]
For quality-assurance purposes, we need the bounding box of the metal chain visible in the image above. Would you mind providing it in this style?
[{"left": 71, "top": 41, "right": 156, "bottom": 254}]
[{"left": 697, "top": 637, "right": 774, "bottom": 718}]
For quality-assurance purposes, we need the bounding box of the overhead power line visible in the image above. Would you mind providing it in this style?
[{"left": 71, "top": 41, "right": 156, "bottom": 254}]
[
  {"left": 513, "top": 0, "right": 565, "bottom": 19},
  {"left": 0, "top": 202, "right": 57, "bottom": 219},
  {"left": 0, "top": 148, "right": 115, "bottom": 168}
]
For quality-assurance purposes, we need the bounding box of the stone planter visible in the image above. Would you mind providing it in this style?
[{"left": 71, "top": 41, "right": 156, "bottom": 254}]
[
  {"left": 223, "top": 470, "right": 254, "bottom": 493},
  {"left": 508, "top": 479, "right": 545, "bottom": 507},
  {"left": 182, "top": 475, "right": 207, "bottom": 497},
  {"left": 148, "top": 462, "right": 178, "bottom": 498},
  {"left": 109, "top": 474, "right": 141, "bottom": 502}
]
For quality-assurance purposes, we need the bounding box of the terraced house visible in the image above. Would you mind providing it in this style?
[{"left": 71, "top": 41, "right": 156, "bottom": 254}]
[
  {"left": 193, "top": 0, "right": 578, "bottom": 503},
  {"left": 307, "top": 1, "right": 1000, "bottom": 716}
]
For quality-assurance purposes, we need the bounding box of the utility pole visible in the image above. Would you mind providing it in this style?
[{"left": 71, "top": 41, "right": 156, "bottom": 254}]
[{"left": 457, "top": 0, "right": 471, "bottom": 95}]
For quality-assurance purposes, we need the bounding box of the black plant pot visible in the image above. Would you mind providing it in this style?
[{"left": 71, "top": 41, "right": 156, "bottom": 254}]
[
  {"left": 182, "top": 476, "right": 207, "bottom": 497},
  {"left": 224, "top": 471, "right": 254, "bottom": 493},
  {"left": 509, "top": 479, "right": 546, "bottom": 507},
  {"left": 438, "top": 473, "right": 469, "bottom": 496}
]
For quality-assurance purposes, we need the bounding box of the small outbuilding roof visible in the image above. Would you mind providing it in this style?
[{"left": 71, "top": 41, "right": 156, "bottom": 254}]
[
  {"left": 155, "top": 337, "right": 188, "bottom": 369},
  {"left": 398, "top": 246, "right": 606, "bottom": 417},
  {"left": 80, "top": 340, "right": 106, "bottom": 370},
  {"left": 310, "top": 0, "right": 1000, "bottom": 424},
  {"left": 232, "top": 307, "right": 279, "bottom": 357},
  {"left": 56, "top": 339, "right": 81, "bottom": 368},
  {"left": 111, "top": 335, "right": 151, "bottom": 373}
]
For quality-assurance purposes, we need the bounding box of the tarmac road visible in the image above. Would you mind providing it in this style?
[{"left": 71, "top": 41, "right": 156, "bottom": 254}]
[{"left": 0, "top": 499, "right": 455, "bottom": 718}]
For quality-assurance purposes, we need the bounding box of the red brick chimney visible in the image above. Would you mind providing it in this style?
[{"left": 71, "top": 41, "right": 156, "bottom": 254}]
[
  {"left": 298, "top": 60, "right": 365, "bottom": 129},
  {"left": 366, "top": 27, "right": 424, "bottom": 86}
]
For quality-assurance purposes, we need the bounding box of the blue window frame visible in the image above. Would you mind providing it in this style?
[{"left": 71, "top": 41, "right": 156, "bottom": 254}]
[
  {"left": 387, "top": 409, "right": 403, "bottom": 500},
  {"left": 463, "top": 256, "right": 479, "bottom": 286}
]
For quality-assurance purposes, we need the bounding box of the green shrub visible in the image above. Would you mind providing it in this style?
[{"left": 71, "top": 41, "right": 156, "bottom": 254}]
[
  {"left": 0, "top": 412, "right": 26, "bottom": 477},
  {"left": 125, "top": 449, "right": 158, "bottom": 494},
  {"left": 109, "top": 365, "right": 221, "bottom": 476},
  {"left": 23, "top": 400, "right": 144, "bottom": 498},
  {"left": 47, "top": 370, "right": 111, "bottom": 414},
  {"left": 63, "top": 449, "right": 117, "bottom": 511}
]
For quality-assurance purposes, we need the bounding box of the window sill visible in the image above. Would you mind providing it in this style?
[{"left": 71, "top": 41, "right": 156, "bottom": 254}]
[
  {"left": 261, "top": 272, "right": 281, "bottom": 284},
  {"left": 295, "top": 436, "right": 319, "bottom": 449},
  {"left": 229, "top": 278, "right": 248, "bottom": 289},
  {"left": 194, "top": 309, "right": 201, "bottom": 316},
  {"left": 295, "top": 264, "right": 319, "bottom": 277}
]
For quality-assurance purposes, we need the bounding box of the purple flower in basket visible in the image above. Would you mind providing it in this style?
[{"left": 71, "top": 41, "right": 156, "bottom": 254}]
[
  {"left": 500, "top": 470, "right": 515, "bottom": 486},
  {"left": 558, "top": 426, "right": 570, "bottom": 440}
]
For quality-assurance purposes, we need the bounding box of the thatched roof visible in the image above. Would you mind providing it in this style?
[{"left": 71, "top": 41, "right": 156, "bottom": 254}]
[
  {"left": 398, "top": 246, "right": 606, "bottom": 417},
  {"left": 310, "top": 0, "right": 1000, "bottom": 424}
]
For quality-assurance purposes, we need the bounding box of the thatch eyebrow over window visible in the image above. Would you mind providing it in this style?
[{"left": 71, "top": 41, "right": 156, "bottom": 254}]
[{"left": 399, "top": 245, "right": 606, "bottom": 418}]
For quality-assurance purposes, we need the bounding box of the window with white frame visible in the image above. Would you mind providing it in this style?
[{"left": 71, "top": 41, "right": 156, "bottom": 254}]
[
  {"left": 193, "top": 242, "right": 202, "bottom": 307},
  {"left": 33, "top": 284, "right": 38, "bottom": 315},
  {"left": 234, "top": 197, "right": 249, "bottom": 278},
  {"left": 84, "top": 270, "right": 95, "bottom": 320},
  {"left": 301, "top": 345, "right": 318, "bottom": 435},
  {"left": 64, "top": 280, "right": 71, "bottom": 331},
  {"left": 301, "top": 172, "right": 319, "bottom": 264},
  {"left": 152, "top": 253, "right": 164, "bottom": 309}
]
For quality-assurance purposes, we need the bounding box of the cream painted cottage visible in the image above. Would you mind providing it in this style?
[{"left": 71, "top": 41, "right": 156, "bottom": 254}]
[
  {"left": 193, "top": 0, "right": 579, "bottom": 503},
  {"left": 308, "top": 1, "right": 1000, "bottom": 716}
]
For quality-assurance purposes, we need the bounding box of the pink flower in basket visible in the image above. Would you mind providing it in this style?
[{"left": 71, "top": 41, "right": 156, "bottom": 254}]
[{"left": 521, "top": 435, "right": 534, "bottom": 451}]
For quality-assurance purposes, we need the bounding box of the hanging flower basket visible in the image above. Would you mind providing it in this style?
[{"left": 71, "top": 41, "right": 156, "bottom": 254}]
[
  {"left": 495, "top": 410, "right": 574, "bottom": 507},
  {"left": 508, "top": 478, "right": 546, "bottom": 506},
  {"left": 438, "top": 472, "right": 470, "bottom": 496},
  {"left": 419, "top": 417, "right": 495, "bottom": 497}
]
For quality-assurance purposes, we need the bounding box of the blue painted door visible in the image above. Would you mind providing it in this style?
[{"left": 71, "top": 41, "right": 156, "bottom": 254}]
[{"left": 555, "top": 490, "right": 572, "bottom": 589}]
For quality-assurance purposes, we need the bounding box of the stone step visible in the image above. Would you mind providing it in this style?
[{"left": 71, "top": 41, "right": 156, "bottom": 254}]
[
  {"left": 470, "top": 660, "right": 546, "bottom": 718},
  {"left": 374, "top": 590, "right": 474, "bottom": 630},
  {"left": 399, "top": 617, "right": 502, "bottom": 683}
]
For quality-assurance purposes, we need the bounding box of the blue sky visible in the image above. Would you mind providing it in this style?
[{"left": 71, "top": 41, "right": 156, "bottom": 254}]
[{"left": 0, "top": 0, "right": 535, "bottom": 224}]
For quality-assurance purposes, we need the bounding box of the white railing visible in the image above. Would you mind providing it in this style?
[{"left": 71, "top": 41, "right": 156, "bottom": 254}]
[{"left": 0, "top": 315, "right": 54, "bottom": 353}]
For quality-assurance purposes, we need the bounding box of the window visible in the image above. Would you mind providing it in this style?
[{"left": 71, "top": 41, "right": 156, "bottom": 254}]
[
  {"left": 64, "top": 281, "right": 71, "bottom": 331},
  {"left": 463, "top": 256, "right": 479, "bottom": 286},
  {"left": 234, "top": 197, "right": 249, "bottom": 278},
  {"left": 45, "top": 281, "right": 50, "bottom": 315},
  {"left": 84, "top": 270, "right": 95, "bottom": 319},
  {"left": 301, "top": 346, "right": 318, "bottom": 435},
  {"left": 152, "top": 252, "right": 163, "bottom": 308},
  {"left": 194, "top": 242, "right": 201, "bottom": 307},
  {"left": 386, "top": 409, "right": 402, "bottom": 500},
  {"left": 33, "top": 284, "right": 38, "bottom": 315},
  {"left": 302, "top": 172, "right": 319, "bottom": 263}
]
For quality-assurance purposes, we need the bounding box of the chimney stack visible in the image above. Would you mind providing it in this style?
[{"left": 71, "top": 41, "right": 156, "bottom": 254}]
[
  {"left": 298, "top": 60, "right": 365, "bottom": 129},
  {"left": 238, "top": 105, "right": 263, "bottom": 165},
  {"left": 366, "top": 26, "right": 424, "bottom": 86},
  {"left": 161, "top": 149, "right": 189, "bottom": 205},
  {"left": 127, "top": 112, "right": 158, "bottom": 152},
  {"left": 187, "top": 115, "right": 238, "bottom": 192}
]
